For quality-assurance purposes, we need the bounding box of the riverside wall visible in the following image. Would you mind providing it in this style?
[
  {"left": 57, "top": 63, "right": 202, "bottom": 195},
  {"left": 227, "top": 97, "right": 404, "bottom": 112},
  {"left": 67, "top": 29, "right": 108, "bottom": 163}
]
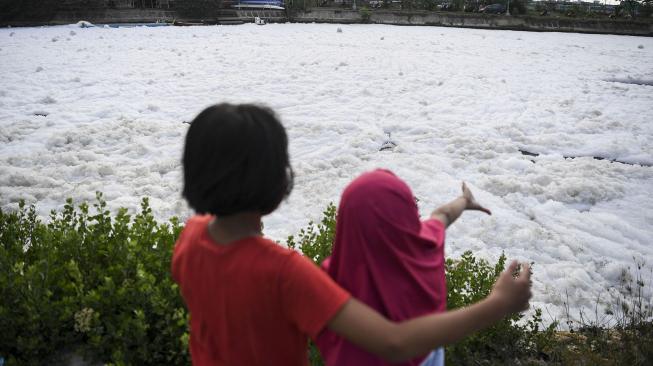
[
  {"left": 1, "top": 9, "right": 177, "bottom": 27},
  {"left": 292, "top": 9, "right": 653, "bottom": 37},
  {"left": 2, "top": 7, "right": 651, "bottom": 37},
  {"left": 50, "top": 9, "right": 176, "bottom": 24}
]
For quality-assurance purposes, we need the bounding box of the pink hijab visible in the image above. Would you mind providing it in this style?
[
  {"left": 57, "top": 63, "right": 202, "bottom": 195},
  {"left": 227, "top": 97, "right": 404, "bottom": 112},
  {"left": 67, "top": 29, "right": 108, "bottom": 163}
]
[{"left": 316, "top": 169, "right": 447, "bottom": 366}]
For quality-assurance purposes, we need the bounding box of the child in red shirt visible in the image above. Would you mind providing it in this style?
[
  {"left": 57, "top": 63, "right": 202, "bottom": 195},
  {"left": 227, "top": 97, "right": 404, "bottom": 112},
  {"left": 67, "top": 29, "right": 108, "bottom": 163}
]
[{"left": 173, "top": 103, "right": 532, "bottom": 365}]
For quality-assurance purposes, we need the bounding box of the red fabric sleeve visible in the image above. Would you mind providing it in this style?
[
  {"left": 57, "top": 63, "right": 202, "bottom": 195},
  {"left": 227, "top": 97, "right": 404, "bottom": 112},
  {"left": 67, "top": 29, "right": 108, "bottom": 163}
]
[
  {"left": 280, "top": 252, "right": 351, "bottom": 339},
  {"left": 170, "top": 216, "right": 203, "bottom": 284},
  {"left": 420, "top": 218, "right": 446, "bottom": 246},
  {"left": 171, "top": 222, "right": 191, "bottom": 284}
]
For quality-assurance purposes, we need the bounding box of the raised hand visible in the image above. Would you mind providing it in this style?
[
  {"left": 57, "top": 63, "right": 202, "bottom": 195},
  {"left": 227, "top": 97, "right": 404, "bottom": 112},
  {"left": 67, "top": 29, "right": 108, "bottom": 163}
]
[
  {"left": 462, "top": 182, "right": 492, "bottom": 215},
  {"left": 489, "top": 260, "right": 532, "bottom": 314}
]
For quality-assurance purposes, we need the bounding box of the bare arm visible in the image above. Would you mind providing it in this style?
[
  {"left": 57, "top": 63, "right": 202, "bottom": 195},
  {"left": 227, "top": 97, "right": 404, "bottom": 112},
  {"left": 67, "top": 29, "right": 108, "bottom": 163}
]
[
  {"left": 328, "top": 261, "right": 531, "bottom": 363},
  {"left": 431, "top": 182, "right": 491, "bottom": 228}
]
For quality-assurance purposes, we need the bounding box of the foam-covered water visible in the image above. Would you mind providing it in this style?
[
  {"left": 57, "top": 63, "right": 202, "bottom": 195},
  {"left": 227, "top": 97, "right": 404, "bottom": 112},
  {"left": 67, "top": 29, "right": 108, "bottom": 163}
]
[{"left": 1, "top": 23, "right": 651, "bottom": 325}]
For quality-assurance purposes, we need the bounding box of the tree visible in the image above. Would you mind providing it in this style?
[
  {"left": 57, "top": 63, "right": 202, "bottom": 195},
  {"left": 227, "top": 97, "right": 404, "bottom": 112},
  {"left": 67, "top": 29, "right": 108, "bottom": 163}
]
[
  {"left": 621, "top": 0, "right": 653, "bottom": 17},
  {"left": 509, "top": 0, "right": 527, "bottom": 15},
  {"left": 638, "top": 0, "right": 653, "bottom": 17},
  {"left": 175, "top": 0, "right": 225, "bottom": 18},
  {"left": 0, "top": 0, "right": 59, "bottom": 22}
]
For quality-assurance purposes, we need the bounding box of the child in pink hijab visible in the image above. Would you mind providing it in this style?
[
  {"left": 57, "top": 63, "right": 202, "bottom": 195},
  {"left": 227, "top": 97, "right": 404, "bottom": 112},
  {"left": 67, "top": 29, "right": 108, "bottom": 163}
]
[{"left": 316, "top": 169, "right": 492, "bottom": 366}]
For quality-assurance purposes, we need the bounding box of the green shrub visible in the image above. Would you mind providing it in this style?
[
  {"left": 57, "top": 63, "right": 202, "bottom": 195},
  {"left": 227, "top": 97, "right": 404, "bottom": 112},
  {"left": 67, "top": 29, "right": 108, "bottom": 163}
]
[
  {"left": 0, "top": 194, "right": 189, "bottom": 366},
  {"left": 0, "top": 0, "right": 58, "bottom": 22},
  {"left": 3, "top": 196, "right": 650, "bottom": 365},
  {"left": 508, "top": 0, "right": 527, "bottom": 15},
  {"left": 445, "top": 253, "right": 556, "bottom": 364},
  {"left": 286, "top": 203, "right": 336, "bottom": 267},
  {"left": 359, "top": 6, "right": 372, "bottom": 22}
]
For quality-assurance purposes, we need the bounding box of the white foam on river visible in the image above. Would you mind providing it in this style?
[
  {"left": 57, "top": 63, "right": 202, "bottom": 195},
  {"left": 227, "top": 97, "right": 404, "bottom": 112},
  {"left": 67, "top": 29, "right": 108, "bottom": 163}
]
[{"left": 1, "top": 23, "right": 651, "bottom": 325}]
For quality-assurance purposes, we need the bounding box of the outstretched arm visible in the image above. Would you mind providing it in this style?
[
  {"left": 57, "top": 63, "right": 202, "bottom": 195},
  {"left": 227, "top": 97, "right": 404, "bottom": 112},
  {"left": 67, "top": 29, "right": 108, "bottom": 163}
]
[
  {"left": 431, "top": 182, "right": 491, "bottom": 228},
  {"left": 327, "top": 261, "right": 531, "bottom": 362}
]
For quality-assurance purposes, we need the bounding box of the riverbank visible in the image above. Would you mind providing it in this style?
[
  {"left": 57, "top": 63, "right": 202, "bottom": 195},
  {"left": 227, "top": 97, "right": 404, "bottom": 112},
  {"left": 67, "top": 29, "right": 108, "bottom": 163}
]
[
  {"left": 1, "top": 9, "right": 176, "bottom": 28},
  {"left": 2, "top": 8, "right": 652, "bottom": 37},
  {"left": 292, "top": 8, "right": 653, "bottom": 37}
]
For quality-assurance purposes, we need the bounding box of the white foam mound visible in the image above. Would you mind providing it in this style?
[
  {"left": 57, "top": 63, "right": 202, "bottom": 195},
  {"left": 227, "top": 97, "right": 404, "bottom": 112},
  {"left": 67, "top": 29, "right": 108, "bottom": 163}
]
[{"left": 74, "top": 20, "right": 95, "bottom": 28}]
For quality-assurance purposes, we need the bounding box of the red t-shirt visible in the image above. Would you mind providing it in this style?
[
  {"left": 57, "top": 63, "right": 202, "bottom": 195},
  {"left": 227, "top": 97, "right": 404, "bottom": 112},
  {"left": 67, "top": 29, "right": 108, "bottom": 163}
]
[{"left": 172, "top": 215, "right": 350, "bottom": 366}]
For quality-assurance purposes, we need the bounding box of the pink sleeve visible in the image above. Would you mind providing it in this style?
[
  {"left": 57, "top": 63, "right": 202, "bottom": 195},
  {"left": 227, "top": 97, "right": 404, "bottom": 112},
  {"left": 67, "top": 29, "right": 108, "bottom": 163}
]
[
  {"left": 420, "top": 218, "right": 446, "bottom": 247},
  {"left": 321, "top": 256, "right": 332, "bottom": 271}
]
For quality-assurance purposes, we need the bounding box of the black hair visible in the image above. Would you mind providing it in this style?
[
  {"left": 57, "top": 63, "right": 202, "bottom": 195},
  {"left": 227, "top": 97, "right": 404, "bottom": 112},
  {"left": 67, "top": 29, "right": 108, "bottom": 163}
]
[{"left": 182, "top": 103, "right": 294, "bottom": 216}]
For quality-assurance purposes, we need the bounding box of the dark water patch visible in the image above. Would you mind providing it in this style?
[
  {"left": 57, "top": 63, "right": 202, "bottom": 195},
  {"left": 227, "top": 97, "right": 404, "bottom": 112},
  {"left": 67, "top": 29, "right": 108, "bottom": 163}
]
[
  {"left": 518, "top": 149, "right": 651, "bottom": 167},
  {"left": 603, "top": 77, "right": 653, "bottom": 87},
  {"left": 519, "top": 149, "right": 538, "bottom": 157}
]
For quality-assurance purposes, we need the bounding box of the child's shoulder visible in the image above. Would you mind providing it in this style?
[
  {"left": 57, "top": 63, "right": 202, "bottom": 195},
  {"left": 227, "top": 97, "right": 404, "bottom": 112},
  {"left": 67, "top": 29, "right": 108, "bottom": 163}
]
[
  {"left": 181, "top": 215, "right": 291, "bottom": 255},
  {"left": 185, "top": 214, "right": 212, "bottom": 228},
  {"left": 253, "top": 236, "right": 298, "bottom": 259},
  {"left": 175, "top": 215, "right": 212, "bottom": 244}
]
